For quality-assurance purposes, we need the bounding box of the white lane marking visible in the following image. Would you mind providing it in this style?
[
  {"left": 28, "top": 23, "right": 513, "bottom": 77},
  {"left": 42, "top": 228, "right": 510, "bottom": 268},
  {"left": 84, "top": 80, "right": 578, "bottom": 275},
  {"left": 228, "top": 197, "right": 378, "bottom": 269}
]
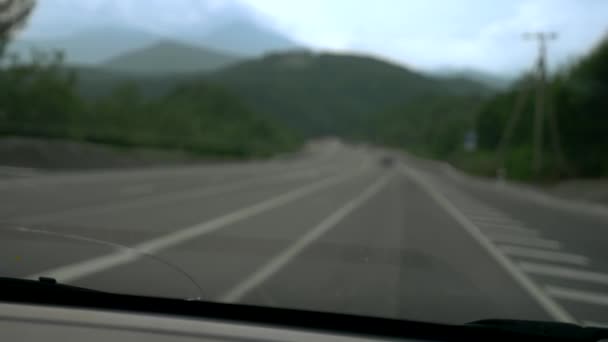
[
  {"left": 500, "top": 246, "right": 589, "bottom": 266},
  {"left": 400, "top": 165, "right": 575, "bottom": 323},
  {"left": 221, "top": 173, "right": 392, "bottom": 303},
  {"left": 488, "top": 235, "right": 561, "bottom": 250},
  {"left": 28, "top": 165, "right": 371, "bottom": 283},
  {"left": 19, "top": 166, "right": 335, "bottom": 223},
  {"left": 521, "top": 262, "right": 608, "bottom": 285},
  {"left": 583, "top": 321, "right": 608, "bottom": 328},
  {"left": 546, "top": 286, "right": 608, "bottom": 306}
]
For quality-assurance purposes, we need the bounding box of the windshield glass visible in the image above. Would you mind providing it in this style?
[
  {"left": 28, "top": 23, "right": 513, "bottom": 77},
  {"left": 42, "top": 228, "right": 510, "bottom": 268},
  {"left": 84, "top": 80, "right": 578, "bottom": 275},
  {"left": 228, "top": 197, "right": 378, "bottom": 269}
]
[{"left": 1, "top": 0, "right": 607, "bottom": 328}]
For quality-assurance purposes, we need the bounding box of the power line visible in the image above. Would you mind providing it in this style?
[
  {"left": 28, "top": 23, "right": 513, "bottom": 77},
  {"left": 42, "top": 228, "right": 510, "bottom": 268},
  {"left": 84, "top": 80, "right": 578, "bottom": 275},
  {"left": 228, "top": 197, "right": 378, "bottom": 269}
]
[
  {"left": 524, "top": 31, "right": 557, "bottom": 175},
  {"left": 497, "top": 32, "right": 562, "bottom": 179}
]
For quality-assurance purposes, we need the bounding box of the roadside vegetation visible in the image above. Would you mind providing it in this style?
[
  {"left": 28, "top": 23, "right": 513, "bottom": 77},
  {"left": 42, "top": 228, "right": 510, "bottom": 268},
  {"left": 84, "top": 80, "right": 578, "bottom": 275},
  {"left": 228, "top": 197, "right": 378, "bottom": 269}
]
[
  {"left": 471, "top": 36, "right": 608, "bottom": 181},
  {"left": 0, "top": 51, "right": 300, "bottom": 158}
]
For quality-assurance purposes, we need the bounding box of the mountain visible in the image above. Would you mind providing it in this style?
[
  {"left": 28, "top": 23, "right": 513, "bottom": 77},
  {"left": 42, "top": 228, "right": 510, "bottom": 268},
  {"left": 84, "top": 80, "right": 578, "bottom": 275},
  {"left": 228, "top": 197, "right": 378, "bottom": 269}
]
[
  {"left": 208, "top": 51, "right": 490, "bottom": 137},
  {"left": 433, "top": 67, "right": 514, "bottom": 90},
  {"left": 19, "top": 0, "right": 299, "bottom": 58},
  {"left": 9, "top": 26, "right": 160, "bottom": 65},
  {"left": 186, "top": 19, "right": 299, "bottom": 56},
  {"left": 101, "top": 40, "right": 243, "bottom": 74}
]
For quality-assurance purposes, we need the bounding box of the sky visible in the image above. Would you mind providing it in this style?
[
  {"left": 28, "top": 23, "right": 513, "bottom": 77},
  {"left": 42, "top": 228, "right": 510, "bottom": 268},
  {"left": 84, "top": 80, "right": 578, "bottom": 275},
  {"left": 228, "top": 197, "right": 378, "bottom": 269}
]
[
  {"left": 19, "top": 0, "right": 608, "bottom": 75},
  {"left": 241, "top": 0, "right": 608, "bottom": 74}
]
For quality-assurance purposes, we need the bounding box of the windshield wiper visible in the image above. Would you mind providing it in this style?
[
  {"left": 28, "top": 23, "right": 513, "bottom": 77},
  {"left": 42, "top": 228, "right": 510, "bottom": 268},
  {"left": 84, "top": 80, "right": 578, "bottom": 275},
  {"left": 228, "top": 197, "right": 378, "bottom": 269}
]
[
  {"left": 1, "top": 275, "right": 607, "bottom": 342},
  {"left": 0, "top": 276, "right": 104, "bottom": 294},
  {"left": 469, "top": 319, "right": 608, "bottom": 341}
]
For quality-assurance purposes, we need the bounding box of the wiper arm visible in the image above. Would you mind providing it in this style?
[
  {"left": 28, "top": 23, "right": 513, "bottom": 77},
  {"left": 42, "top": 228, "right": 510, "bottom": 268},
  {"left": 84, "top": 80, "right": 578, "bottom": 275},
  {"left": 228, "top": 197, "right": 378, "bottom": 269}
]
[
  {"left": 0, "top": 276, "right": 104, "bottom": 294},
  {"left": 469, "top": 319, "right": 608, "bottom": 341},
  {"left": 2, "top": 276, "right": 607, "bottom": 342}
]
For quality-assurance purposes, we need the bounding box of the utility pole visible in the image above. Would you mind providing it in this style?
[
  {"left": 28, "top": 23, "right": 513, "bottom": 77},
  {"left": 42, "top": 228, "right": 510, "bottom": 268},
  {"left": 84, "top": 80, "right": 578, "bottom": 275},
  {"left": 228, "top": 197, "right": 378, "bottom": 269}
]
[{"left": 524, "top": 32, "right": 557, "bottom": 175}]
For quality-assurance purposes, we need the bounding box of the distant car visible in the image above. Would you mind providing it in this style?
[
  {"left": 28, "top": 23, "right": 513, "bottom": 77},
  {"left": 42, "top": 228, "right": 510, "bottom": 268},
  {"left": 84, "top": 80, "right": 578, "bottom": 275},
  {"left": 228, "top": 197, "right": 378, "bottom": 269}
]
[{"left": 380, "top": 156, "right": 395, "bottom": 168}]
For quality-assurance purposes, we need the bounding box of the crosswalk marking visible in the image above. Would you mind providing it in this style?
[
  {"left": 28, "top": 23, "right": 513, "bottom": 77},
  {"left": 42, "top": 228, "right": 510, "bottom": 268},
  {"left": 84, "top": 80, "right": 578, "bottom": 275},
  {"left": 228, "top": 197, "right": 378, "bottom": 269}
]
[
  {"left": 501, "top": 246, "right": 589, "bottom": 266},
  {"left": 583, "top": 321, "right": 608, "bottom": 328},
  {"left": 547, "top": 286, "right": 608, "bottom": 306},
  {"left": 521, "top": 262, "right": 608, "bottom": 285},
  {"left": 489, "top": 235, "right": 561, "bottom": 250}
]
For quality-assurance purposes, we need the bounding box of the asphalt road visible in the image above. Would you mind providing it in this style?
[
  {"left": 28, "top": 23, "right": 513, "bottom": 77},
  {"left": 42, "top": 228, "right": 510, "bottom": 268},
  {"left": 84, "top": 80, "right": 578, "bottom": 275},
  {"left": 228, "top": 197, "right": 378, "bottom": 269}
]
[{"left": 1, "top": 140, "right": 607, "bottom": 327}]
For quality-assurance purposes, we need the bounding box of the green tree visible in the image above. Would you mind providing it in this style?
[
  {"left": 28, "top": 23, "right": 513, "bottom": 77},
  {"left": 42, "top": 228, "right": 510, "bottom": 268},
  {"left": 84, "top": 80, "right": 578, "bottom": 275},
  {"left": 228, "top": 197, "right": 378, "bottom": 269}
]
[{"left": 0, "top": 0, "right": 36, "bottom": 56}]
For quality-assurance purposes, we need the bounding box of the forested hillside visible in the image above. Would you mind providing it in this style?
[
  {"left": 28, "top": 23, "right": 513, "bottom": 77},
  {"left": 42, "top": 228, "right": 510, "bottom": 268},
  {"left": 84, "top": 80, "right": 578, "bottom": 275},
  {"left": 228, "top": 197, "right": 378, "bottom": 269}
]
[
  {"left": 474, "top": 36, "right": 608, "bottom": 180},
  {"left": 209, "top": 51, "right": 489, "bottom": 138},
  {"left": 0, "top": 52, "right": 299, "bottom": 158}
]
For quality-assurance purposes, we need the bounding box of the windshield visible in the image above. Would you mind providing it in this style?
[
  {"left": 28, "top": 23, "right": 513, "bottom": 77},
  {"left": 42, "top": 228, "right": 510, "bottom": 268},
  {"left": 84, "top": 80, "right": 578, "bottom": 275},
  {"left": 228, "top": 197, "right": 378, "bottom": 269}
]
[{"left": 1, "top": 0, "right": 607, "bottom": 329}]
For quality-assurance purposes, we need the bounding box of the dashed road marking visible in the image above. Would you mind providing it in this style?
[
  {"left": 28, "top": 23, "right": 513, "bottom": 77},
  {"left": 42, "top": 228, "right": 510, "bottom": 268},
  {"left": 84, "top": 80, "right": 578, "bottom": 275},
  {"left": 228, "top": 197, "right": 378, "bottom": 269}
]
[
  {"left": 546, "top": 286, "right": 608, "bottom": 306},
  {"left": 501, "top": 246, "right": 589, "bottom": 266},
  {"left": 488, "top": 235, "right": 562, "bottom": 250},
  {"left": 221, "top": 173, "right": 393, "bottom": 303},
  {"left": 28, "top": 164, "right": 372, "bottom": 283},
  {"left": 18, "top": 165, "right": 339, "bottom": 224},
  {"left": 400, "top": 165, "right": 575, "bottom": 323},
  {"left": 583, "top": 321, "right": 608, "bottom": 328},
  {"left": 521, "top": 262, "right": 608, "bottom": 286}
]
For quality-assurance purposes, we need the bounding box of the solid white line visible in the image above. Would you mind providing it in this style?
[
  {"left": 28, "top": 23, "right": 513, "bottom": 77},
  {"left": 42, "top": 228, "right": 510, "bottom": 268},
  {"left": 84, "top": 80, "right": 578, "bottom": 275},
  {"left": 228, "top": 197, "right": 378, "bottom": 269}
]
[
  {"left": 28, "top": 165, "right": 371, "bottom": 283},
  {"left": 500, "top": 246, "right": 589, "bottom": 266},
  {"left": 546, "top": 286, "right": 608, "bottom": 306},
  {"left": 520, "top": 262, "right": 608, "bottom": 285},
  {"left": 20, "top": 166, "right": 335, "bottom": 223},
  {"left": 583, "top": 321, "right": 608, "bottom": 328},
  {"left": 221, "top": 173, "right": 393, "bottom": 303},
  {"left": 400, "top": 165, "right": 575, "bottom": 323},
  {"left": 488, "top": 234, "right": 561, "bottom": 250}
]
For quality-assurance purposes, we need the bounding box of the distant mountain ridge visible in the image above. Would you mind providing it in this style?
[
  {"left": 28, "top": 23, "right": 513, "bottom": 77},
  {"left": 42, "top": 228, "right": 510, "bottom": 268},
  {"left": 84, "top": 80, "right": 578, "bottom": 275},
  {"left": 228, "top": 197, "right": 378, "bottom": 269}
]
[
  {"left": 208, "top": 51, "right": 490, "bottom": 137},
  {"left": 433, "top": 67, "right": 514, "bottom": 90},
  {"left": 186, "top": 19, "right": 299, "bottom": 56},
  {"left": 14, "top": 0, "right": 300, "bottom": 65},
  {"left": 101, "top": 40, "right": 243, "bottom": 74},
  {"left": 8, "top": 26, "right": 161, "bottom": 65}
]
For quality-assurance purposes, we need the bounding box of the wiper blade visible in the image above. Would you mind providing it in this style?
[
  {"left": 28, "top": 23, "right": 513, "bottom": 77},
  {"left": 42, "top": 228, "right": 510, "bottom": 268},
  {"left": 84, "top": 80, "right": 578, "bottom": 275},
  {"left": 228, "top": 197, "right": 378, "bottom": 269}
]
[
  {"left": 2, "top": 276, "right": 607, "bottom": 342},
  {"left": 469, "top": 319, "right": 608, "bottom": 341},
  {"left": 0, "top": 276, "right": 104, "bottom": 294}
]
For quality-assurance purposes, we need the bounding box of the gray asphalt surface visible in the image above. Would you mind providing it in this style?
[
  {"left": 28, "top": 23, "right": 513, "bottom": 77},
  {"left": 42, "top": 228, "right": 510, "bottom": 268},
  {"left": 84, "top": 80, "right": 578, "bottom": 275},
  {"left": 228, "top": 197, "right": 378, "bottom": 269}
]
[{"left": 1, "top": 140, "right": 607, "bottom": 326}]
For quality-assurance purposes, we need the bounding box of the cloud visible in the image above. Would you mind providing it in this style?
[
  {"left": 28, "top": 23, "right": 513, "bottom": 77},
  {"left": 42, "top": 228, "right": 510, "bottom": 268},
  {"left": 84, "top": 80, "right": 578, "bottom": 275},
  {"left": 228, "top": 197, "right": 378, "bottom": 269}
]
[
  {"left": 243, "top": 0, "right": 608, "bottom": 74},
  {"left": 22, "top": 0, "right": 261, "bottom": 37},
  {"left": 20, "top": 0, "right": 608, "bottom": 73}
]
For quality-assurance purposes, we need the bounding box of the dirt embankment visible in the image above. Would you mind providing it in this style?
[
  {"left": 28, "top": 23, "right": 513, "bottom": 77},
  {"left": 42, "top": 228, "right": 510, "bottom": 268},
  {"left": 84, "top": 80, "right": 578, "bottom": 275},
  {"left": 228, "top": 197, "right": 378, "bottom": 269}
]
[{"left": 0, "top": 137, "right": 200, "bottom": 171}]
